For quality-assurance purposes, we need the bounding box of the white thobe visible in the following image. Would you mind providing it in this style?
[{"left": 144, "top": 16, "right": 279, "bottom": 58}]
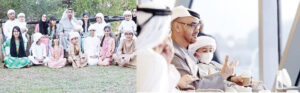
[
  {"left": 84, "top": 36, "right": 100, "bottom": 65},
  {"left": 137, "top": 49, "right": 169, "bottom": 92},
  {"left": 16, "top": 21, "right": 27, "bottom": 28},
  {"left": 92, "top": 22, "right": 107, "bottom": 38},
  {"left": 118, "top": 20, "right": 137, "bottom": 40},
  {"left": 3, "top": 20, "right": 17, "bottom": 39},
  {"left": 29, "top": 43, "right": 47, "bottom": 65}
]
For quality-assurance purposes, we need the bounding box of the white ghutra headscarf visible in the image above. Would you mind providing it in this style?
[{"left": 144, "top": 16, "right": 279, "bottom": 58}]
[
  {"left": 60, "top": 8, "right": 78, "bottom": 26},
  {"left": 136, "top": 1, "right": 174, "bottom": 92}
]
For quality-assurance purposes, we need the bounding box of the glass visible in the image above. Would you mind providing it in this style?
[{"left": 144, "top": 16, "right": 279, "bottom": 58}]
[{"left": 176, "top": 21, "right": 200, "bottom": 30}]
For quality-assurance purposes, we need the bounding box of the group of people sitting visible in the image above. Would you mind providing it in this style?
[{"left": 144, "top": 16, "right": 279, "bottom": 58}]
[
  {"left": 136, "top": 2, "right": 266, "bottom": 92},
  {"left": 1, "top": 8, "right": 137, "bottom": 69}
]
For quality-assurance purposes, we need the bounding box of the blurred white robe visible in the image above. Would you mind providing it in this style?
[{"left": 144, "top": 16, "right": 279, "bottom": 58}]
[
  {"left": 168, "top": 64, "right": 180, "bottom": 92},
  {"left": 137, "top": 49, "right": 169, "bottom": 92},
  {"left": 197, "top": 61, "right": 223, "bottom": 76},
  {"left": 92, "top": 22, "right": 107, "bottom": 38},
  {"left": 84, "top": 36, "right": 100, "bottom": 65},
  {"left": 3, "top": 19, "right": 17, "bottom": 39},
  {"left": 29, "top": 43, "right": 47, "bottom": 65}
]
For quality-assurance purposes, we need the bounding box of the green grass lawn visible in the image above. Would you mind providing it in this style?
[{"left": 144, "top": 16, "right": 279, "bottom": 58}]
[{"left": 0, "top": 62, "right": 136, "bottom": 93}]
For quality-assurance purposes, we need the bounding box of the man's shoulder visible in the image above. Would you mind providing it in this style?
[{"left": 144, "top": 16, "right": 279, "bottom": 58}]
[{"left": 172, "top": 44, "right": 186, "bottom": 65}]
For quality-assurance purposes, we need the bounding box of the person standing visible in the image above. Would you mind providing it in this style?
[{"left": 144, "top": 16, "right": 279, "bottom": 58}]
[
  {"left": 132, "top": 8, "right": 137, "bottom": 24},
  {"left": 34, "top": 14, "right": 50, "bottom": 55},
  {"left": 48, "top": 16, "right": 59, "bottom": 40},
  {"left": 58, "top": 8, "right": 77, "bottom": 51},
  {"left": 3, "top": 9, "right": 17, "bottom": 40},
  {"left": 16, "top": 13, "right": 27, "bottom": 28},
  {"left": 81, "top": 12, "right": 90, "bottom": 37},
  {"left": 92, "top": 13, "right": 107, "bottom": 39}
]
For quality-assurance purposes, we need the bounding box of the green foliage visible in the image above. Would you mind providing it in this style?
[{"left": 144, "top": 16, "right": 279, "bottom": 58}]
[
  {"left": 71, "top": 0, "right": 136, "bottom": 33},
  {"left": 72, "top": 0, "right": 136, "bottom": 17},
  {"left": 0, "top": 0, "right": 65, "bottom": 19}
]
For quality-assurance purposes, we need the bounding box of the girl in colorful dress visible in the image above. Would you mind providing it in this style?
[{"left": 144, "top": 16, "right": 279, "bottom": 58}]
[
  {"left": 47, "top": 34, "right": 67, "bottom": 68},
  {"left": 98, "top": 26, "right": 115, "bottom": 66},
  {"left": 1, "top": 26, "right": 30, "bottom": 68},
  {"left": 48, "top": 16, "right": 59, "bottom": 40},
  {"left": 118, "top": 11, "right": 137, "bottom": 40},
  {"left": 81, "top": 12, "right": 90, "bottom": 37}
]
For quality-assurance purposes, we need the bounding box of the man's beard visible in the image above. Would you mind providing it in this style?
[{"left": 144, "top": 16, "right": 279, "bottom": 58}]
[
  {"left": 68, "top": 15, "right": 72, "bottom": 19},
  {"left": 190, "top": 39, "right": 196, "bottom": 44}
]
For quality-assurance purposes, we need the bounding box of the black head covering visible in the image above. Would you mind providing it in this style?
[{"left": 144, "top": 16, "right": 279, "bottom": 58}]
[
  {"left": 132, "top": 8, "right": 137, "bottom": 23},
  {"left": 82, "top": 12, "right": 90, "bottom": 33},
  {"left": 39, "top": 14, "right": 49, "bottom": 35},
  {"left": 136, "top": 7, "right": 172, "bottom": 36},
  {"left": 10, "top": 26, "right": 27, "bottom": 57},
  {"left": 188, "top": 10, "right": 200, "bottom": 19}
]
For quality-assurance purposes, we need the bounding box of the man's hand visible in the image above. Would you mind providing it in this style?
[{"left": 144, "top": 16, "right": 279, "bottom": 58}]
[
  {"left": 230, "top": 75, "right": 244, "bottom": 86},
  {"left": 177, "top": 74, "right": 199, "bottom": 90},
  {"left": 221, "top": 55, "right": 238, "bottom": 79},
  {"left": 221, "top": 55, "right": 230, "bottom": 78}
]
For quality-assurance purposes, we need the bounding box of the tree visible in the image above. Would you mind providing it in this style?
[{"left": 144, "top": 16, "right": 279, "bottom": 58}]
[{"left": 71, "top": 0, "right": 136, "bottom": 32}]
